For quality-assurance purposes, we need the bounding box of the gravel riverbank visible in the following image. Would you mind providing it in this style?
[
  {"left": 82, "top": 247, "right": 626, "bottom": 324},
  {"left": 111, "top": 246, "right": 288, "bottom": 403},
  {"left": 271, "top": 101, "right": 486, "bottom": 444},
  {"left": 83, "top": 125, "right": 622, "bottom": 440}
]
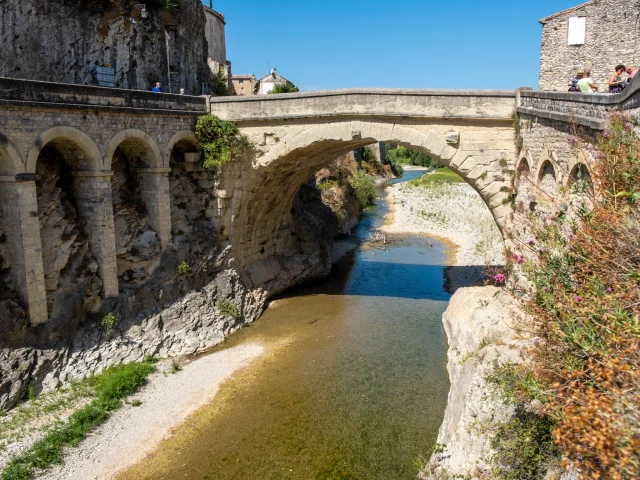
[{"left": 382, "top": 169, "right": 505, "bottom": 290}]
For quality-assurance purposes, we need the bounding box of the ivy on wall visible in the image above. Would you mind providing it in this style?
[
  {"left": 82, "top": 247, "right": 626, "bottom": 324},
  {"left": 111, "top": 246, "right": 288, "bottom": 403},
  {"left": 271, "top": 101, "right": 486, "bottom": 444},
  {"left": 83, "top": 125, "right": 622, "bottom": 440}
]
[{"left": 194, "top": 115, "right": 250, "bottom": 169}]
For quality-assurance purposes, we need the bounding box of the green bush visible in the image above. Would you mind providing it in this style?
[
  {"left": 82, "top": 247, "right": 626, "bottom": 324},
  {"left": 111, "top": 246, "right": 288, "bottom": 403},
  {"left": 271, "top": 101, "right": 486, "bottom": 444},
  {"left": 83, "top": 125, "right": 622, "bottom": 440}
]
[
  {"left": 210, "top": 65, "right": 231, "bottom": 96},
  {"left": 100, "top": 313, "right": 118, "bottom": 337},
  {"left": 217, "top": 300, "right": 241, "bottom": 319},
  {"left": 386, "top": 145, "right": 434, "bottom": 166},
  {"left": 349, "top": 171, "right": 376, "bottom": 209},
  {"left": 268, "top": 82, "right": 299, "bottom": 94},
  {"left": 176, "top": 261, "right": 191, "bottom": 275},
  {"left": 194, "top": 115, "right": 250, "bottom": 169},
  {"left": 409, "top": 168, "right": 464, "bottom": 188}
]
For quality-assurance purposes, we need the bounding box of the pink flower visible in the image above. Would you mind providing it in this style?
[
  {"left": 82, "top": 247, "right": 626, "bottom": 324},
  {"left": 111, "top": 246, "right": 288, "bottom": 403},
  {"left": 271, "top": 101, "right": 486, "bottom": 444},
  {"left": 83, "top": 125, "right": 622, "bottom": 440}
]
[
  {"left": 494, "top": 273, "right": 506, "bottom": 285},
  {"left": 517, "top": 256, "right": 525, "bottom": 264},
  {"left": 603, "top": 132, "right": 610, "bottom": 139},
  {"left": 597, "top": 152, "right": 605, "bottom": 159},
  {"left": 528, "top": 240, "right": 535, "bottom": 246},
  {"left": 606, "top": 287, "right": 613, "bottom": 294},
  {"left": 625, "top": 122, "right": 633, "bottom": 130},
  {"left": 543, "top": 287, "right": 549, "bottom": 292},
  {"left": 575, "top": 296, "right": 583, "bottom": 303},
  {"left": 568, "top": 137, "right": 577, "bottom": 144}
]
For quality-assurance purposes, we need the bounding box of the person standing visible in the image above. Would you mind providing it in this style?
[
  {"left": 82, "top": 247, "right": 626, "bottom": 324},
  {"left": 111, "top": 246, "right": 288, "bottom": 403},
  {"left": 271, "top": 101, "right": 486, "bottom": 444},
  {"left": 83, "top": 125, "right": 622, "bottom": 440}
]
[
  {"left": 609, "top": 65, "right": 626, "bottom": 93},
  {"left": 577, "top": 70, "right": 598, "bottom": 93},
  {"left": 152, "top": 82, "right": 162, "bottom": 93},
  {"left": 179, "top": 88, "right": 185, "bottom": 95},
  {"left": 626, "top": 66, "right": 638, "bottom": 81}
]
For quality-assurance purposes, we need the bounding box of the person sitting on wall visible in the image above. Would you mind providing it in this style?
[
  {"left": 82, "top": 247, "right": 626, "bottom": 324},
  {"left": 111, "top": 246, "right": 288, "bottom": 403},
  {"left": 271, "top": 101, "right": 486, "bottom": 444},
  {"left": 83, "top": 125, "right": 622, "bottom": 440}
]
[
  {"left": 152, "top": 82, "right": 162, "bottom": 93},
  {"left": 577, "top": 70, "right": 598, "bottom": 93},
  {"left": 609, "top": 64, "right": 626, "bottom": 93},
  {"left": 568, "top": 70, "right": 584, "bottom": 92}
]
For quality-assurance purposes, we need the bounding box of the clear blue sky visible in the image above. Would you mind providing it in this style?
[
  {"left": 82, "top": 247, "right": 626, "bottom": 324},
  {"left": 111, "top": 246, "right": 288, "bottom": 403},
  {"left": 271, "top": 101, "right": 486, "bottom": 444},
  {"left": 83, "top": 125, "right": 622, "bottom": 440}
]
[{"left": 204, "top": 0, "right": 580, "bottom": 91}]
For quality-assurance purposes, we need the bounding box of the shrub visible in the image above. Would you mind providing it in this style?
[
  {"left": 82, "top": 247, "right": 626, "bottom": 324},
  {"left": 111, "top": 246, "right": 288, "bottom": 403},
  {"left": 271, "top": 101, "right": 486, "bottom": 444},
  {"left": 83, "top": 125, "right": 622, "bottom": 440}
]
[
  {"left": 210, "top": 65, "right": 231, "bottom": 96},
  {"left": 349, "top": 171, "right": 376, "bottom": 209},
  {"left": 217, "top": 300, "right": 241, "bottom": 319},
  {"left": 176, "top": 261, "right": 191, "bottom": 275},
  {"left": 100, "top": 313, "right": 118, "bottom": 337},
  {"left": 194, "top": 115, "right": 250, "bottom": 169}
]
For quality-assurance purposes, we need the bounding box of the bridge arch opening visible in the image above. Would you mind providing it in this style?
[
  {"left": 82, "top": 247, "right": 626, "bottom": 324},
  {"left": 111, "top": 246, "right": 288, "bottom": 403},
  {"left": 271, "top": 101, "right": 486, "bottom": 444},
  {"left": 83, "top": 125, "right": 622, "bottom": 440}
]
[
  {"left": 229, "top": 121, "right": 512, "bottom": 289},
  {"left": 32, "top": 135, "right": 103, "bottom": 319},
  {"left": 107, "top": 130, "right": 166, "bottom": 286}
]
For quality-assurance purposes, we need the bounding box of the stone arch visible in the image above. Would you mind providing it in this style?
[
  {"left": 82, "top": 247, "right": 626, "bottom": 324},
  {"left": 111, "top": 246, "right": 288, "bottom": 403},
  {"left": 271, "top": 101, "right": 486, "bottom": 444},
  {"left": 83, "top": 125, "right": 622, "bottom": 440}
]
[
  {"left": 536, "top": 154, "right": 558, "bottom": 198},
  {"left": 0, "top": 138, "right": 26, "bottom": 176},
  {"left": 26, "top": 127, "right": 102, "bottom": 174},
  {"left": 230, "top": 120, "right": 512, "bottom": 272},
  {"left": 515, "top": 157, "right": 533, "bottom": 208},
  {"left": 105, "top": 129, "right": 163, "bottom": 170},
  {"left": 166, "top": 130, "right": 199, "bottom": 163}
]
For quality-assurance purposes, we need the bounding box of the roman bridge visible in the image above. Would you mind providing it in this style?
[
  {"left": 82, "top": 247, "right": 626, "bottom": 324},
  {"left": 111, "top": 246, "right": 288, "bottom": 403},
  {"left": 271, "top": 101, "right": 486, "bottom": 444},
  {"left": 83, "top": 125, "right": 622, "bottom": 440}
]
[{"left": 1, "top": 77, "right": 638, "bottom": 327}]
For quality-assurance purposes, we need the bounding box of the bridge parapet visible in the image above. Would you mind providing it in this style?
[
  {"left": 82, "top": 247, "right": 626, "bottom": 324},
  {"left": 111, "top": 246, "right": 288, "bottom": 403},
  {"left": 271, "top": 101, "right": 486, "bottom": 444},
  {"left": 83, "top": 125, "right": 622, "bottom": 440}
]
[
  {"left": 209, "top": 88, "right": 517, "bottom": 123},
  {"left": 518, "top": 75, "right": 640, "bottom": 130},
  {"left": 0, "top": 77, "right": 207, "bottom": 114}
]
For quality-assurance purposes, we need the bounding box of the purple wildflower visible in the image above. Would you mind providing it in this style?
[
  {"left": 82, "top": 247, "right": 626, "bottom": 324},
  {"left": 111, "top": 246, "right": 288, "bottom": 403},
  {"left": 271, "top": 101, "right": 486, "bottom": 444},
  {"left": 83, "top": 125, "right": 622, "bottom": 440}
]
[
  {"left": 603, "top": 132, "right": 610, "bottom": 139},
  {"left": 517, "top": 256, "right": 525, "bottom": 264},
  {"left": 606, "top": 287, "right": 613, "bottom": 294},
  {"left": 575, "top": 296, "right": 583, "bottom": 303},
  {"left": 528, "top": 240, "right": 535, "bottom": 246},
  {"left": 625, "top": 122, "right": 633, "bottom": 130},
  {"left": 494, "top": 273, "right": 506, "bottom": 285},
  {"left": 568, "top": 137, "right": 577, "bottom": 144}
]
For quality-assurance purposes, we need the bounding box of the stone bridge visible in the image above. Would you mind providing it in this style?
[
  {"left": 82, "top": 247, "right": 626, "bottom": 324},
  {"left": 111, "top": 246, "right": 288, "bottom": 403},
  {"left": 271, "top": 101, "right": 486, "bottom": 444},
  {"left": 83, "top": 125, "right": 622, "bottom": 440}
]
[{"left": 2, "top": 76, "right": 639, "bottom": 327}]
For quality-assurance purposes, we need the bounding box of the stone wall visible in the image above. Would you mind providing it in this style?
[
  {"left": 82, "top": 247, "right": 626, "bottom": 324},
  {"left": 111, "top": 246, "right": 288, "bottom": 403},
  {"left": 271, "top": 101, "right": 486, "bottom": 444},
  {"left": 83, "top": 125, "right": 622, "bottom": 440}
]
[
  {"left": 0, "top": 0, "right": 211, "bottom": 95},
  {"left": 539, "top": 0, "right": 640, "bottom": 92},
  {"left": 203, "top": 6, "right": 227, "bottom": 66}
]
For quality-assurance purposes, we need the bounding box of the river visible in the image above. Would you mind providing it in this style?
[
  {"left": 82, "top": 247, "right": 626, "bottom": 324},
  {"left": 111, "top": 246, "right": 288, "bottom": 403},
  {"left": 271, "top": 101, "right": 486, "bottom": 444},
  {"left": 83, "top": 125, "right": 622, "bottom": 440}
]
[{"left": 119, "top": 169, "right": 452, "bottom": 480}]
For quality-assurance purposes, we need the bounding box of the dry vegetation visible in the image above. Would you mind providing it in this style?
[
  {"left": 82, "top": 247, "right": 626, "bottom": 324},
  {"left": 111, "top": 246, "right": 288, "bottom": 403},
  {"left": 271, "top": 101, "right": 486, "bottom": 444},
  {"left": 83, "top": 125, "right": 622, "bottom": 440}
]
[{"left": 504, "top": 114, "right": 640, "bottom": 479}]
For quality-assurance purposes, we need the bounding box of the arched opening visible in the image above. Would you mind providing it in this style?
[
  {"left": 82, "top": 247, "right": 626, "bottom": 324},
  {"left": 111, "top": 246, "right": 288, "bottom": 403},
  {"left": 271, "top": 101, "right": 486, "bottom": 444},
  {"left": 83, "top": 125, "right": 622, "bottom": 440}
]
[
  {"left": 167, "top": 134, "right": 205, "bottom": 241},
  {"left": 538, "top": 160, "right": 557, "bottom": 197},
  {"left": 230, "top": 123, "right": 509, "bottom": 293},
  {"left": 515, "top": 158, "right": 534, "bottom": 211},
  {"left": 108, "top": 132, "right": 165, "bottom": 286},
  {"left": 33, "top": 137, "right": 103, "bottom": 319},
  {"left": 567, "top": 162, "right": 593, "bottom": 193}
]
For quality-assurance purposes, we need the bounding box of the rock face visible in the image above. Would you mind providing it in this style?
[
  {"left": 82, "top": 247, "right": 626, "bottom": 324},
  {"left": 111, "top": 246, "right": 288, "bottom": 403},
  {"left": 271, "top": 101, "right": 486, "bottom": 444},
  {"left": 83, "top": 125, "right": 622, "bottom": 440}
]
[
  {"left": 423, "top": 286, "right": 530, "bottom": 478},
  {"left": 0, "top": 0, "right": 211, "bottom": 94}
]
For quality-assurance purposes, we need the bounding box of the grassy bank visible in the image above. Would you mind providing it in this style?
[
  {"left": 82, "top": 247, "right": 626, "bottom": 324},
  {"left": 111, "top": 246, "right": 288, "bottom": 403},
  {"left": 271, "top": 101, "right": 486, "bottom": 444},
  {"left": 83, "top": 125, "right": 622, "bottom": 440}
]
[
  {"left": 409, "top": 168, "right": 464, "bottom": 188},
  {"left": 1, "top": 359, "right": 157, "bottom": 480}
]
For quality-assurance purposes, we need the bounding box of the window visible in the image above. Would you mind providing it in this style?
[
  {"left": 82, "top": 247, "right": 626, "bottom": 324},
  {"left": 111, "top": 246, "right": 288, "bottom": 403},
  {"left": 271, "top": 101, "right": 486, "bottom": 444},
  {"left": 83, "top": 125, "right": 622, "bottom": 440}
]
[
  {"left": 568, "top": 16, "right": 586, "bottom": 45},
  {"left": 239, "top": 79, "right": 244, "bottom": 84}
]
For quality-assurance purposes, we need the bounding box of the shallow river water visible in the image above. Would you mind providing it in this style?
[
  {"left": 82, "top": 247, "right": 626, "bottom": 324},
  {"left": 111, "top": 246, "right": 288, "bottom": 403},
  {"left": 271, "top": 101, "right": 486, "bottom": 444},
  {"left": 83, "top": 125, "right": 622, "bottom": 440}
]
[{"left": 121, "top": 170, "right": 452, "bottom": 480}]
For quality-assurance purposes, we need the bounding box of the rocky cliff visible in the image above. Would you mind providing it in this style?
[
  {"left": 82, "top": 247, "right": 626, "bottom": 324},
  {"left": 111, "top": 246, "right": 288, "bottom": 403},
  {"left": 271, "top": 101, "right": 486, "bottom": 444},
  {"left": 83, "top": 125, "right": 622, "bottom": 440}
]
[
  {"left": 422, "top": 286, "right": 530, "bottom": 478},
  {"left": 0, "top": 0, "right": 210, "bottom": 94}
]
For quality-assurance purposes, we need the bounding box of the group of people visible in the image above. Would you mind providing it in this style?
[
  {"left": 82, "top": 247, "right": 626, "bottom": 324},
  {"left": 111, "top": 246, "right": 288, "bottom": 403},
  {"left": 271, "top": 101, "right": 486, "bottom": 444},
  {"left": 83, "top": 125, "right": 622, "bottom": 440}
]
[
  {"left": 568, "top": 65, "right": 638, "bottom": 93},
  {"left": 151, "top": 82, "right": 186, "bottom": 95}
]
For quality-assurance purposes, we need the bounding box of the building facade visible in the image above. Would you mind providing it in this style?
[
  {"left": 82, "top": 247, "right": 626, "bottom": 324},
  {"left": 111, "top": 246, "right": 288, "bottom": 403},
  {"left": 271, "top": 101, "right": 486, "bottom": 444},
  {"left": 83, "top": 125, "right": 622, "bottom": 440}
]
[
  {"left": 203, "top": 4, "right": 231, "bottom": 85},
  {"left": 231, "top": 75, "right": 258, "bottom": 96},
  {"left": 257, "top": 69, "right": 293, "bottom": 94},
  {"left": 539, "top": 0, "right": 640, "bottom": 91}
]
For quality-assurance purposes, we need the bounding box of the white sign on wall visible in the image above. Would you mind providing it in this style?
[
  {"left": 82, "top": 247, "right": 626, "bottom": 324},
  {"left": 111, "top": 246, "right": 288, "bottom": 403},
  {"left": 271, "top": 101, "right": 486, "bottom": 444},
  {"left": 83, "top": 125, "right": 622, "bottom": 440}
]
[
  {"left": 96, "top": 66, "right": 115, "bottom": 75},
  {"left": 568, "top": 17, "right": 586, "bottom": 45}
]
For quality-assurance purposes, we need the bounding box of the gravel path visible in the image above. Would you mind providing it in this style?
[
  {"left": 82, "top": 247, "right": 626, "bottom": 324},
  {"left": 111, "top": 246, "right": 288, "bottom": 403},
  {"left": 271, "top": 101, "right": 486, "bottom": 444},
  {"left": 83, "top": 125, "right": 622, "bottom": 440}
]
[
  {"left": 382, "top": 174, "right": 504, "bottom": 290},
  {"left": 36, "top": 344, "right": 263, "bottom": 480}
]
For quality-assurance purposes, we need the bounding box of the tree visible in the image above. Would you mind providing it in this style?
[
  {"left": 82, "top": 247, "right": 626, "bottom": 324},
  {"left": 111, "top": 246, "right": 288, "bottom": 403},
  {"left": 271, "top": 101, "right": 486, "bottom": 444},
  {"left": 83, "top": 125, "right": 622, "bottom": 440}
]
[
  {"left": 211, "top": 66, "right": 231, "bottom": 96},
  {"left": 268, "top": 82, "right": 300, "bottom": 94}
]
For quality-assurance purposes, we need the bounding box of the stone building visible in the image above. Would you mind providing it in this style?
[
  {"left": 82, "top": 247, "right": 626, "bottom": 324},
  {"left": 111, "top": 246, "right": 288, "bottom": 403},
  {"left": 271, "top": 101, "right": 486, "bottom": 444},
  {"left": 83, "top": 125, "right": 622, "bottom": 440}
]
[
  {"left": 204, "top": 3, "right": 230, "bottom": 81},
  {"left": 538, "top": 0, "right": 640, "bottom": 91},
  {"left": 232, "top": 75, "right": 258, "bottom": 96},
  {"left": 0, "top": 0, "right": 212, "bottom": 95}
]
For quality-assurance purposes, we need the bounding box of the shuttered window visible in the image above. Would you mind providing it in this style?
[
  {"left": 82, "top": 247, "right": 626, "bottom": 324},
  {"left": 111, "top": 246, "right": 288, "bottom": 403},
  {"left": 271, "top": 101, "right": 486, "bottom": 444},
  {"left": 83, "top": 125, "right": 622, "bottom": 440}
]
[{"left": 568, "top": 16, "right": 586, "bottom": 45}]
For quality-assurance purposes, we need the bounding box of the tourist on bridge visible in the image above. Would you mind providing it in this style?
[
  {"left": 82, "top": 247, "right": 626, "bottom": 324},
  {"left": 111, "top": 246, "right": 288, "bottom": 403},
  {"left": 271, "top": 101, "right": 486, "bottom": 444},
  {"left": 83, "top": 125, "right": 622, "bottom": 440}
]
[
  {"left": 577, "top": 70, "right": 598, "bottom": 93},
  {"left": 152, "top": 82, "right": 162, "bottom": 93},
  {"left": 626, "top": 66, "right": 638, "bottom": 81},
  {"left": 568, "top": 70, "right": 584, "bottom": 92},
  {"left": 609, "top": 64, "right": 627, "bottom": 93}
]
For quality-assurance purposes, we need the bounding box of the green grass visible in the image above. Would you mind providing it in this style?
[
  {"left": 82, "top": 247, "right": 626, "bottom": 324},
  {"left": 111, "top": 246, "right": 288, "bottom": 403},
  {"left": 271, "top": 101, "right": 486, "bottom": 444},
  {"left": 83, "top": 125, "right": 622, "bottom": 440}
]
[
  {"left": 409, "top": 168, "right": 464, "bottom": 188},
  {"left": 1, "top": 359, "right": 156, "bottom": 480}
]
